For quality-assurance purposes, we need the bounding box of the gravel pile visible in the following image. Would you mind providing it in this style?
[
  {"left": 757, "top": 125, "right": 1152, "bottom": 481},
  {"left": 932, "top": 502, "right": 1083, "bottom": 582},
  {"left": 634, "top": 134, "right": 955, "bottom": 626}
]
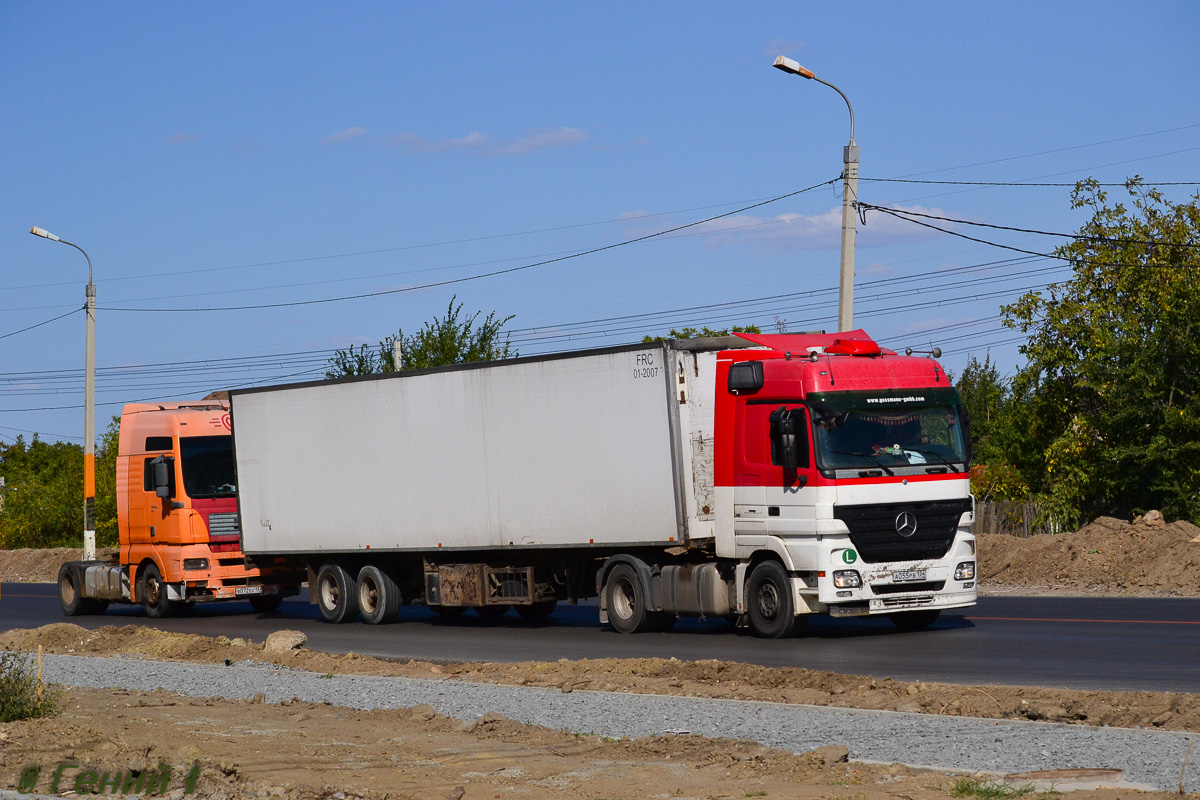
[{"left": 39, "top": 653, "right": 1198, "bottom": 792}]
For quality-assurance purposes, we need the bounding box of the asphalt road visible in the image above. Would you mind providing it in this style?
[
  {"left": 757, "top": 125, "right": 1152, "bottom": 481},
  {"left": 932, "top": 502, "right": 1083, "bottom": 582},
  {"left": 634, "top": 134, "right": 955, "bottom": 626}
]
[{"left": 2, "top": 582, "right": 1196, "bottom": 693}]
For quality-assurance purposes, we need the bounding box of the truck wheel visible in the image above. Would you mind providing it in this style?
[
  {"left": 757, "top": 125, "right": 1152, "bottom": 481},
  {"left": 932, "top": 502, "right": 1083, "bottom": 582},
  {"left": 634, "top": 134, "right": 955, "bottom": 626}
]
[
  {"left": 249, "top": 595, "right": 283, "bottom": 613},
  {"left": 605, "top": 563, "right": 656, "bottom": 634},
  {"left": 316, "top": 562, "right": 359, "bottom": 623},
  {"left": 515, "top": 599, "right": 557, "bottom": 619},
  {"left": 357, "top": 565, "right": 402, "bottom": 625},
  {"left": 57, "top": 564, "right": 107, "bottom": 616},
  {"left": 746, "top": 560, "right": 799, "bottom": 639},
  {"left": 888, "top": 609, "right": 941, "bottom": 631},
  {"left": 138, "top": 563, "right": 174, "bottom": 619}
]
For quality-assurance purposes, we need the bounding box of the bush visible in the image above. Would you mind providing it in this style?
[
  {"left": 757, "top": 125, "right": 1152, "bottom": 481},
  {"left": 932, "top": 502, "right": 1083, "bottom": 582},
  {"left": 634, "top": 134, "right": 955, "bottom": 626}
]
[{"left": 0, "top": 651, "right": 62, "bottom": 722}]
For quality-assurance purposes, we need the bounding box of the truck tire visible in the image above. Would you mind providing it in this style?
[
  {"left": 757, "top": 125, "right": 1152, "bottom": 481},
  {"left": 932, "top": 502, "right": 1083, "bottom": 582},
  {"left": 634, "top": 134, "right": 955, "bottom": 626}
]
[
  {"left": 605, "top": 563, "right": 659, "bottom": 634},
  {"left": 357, "top": 565, "right": 402, "bottom": 625},
  {"left": 515, "top": 599, "right": 557, "bottom": 619},
  {"left": 138, "top": 563, "right": 174, "bottom": 619},
  {"left": 57, "top": 564, "right": 108, "bottom": 616},
  {"left": 249, "top": 595, "right": 283, "bottom": 613},
  {"left": 316, "top": 562, "right": 359, "bottom": 623},
  {"left": 888, "top": 609, "right": 941, "bottom": 631},
  {"left": 746, "top": 560, "right": 799, "bottom": 639}
]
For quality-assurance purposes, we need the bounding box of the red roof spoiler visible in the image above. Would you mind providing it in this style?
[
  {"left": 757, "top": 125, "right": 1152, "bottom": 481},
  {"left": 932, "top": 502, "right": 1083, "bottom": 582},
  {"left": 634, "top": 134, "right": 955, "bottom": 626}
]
[{"left": 733, "top": 330, "right": 888, "bottom": 354}]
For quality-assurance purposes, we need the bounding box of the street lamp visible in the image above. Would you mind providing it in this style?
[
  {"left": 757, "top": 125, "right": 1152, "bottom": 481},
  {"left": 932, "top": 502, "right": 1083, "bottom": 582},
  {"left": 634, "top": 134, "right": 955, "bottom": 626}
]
[
  {"left": 30, "top": 226, "right": 98, "bottom": 562},
  {"left": 773, "top": 56, "right": 858, "bottom": 332}
]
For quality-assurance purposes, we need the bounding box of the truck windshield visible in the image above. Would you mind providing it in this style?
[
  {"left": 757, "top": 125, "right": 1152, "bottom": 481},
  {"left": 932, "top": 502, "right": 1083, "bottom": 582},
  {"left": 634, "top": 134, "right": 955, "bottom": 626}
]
[
  {"left": 179, "top": 435, "right": 236, "bottom": 499},
  {"left": 808, "top": 389, "right": 968, "bottom": 473}
]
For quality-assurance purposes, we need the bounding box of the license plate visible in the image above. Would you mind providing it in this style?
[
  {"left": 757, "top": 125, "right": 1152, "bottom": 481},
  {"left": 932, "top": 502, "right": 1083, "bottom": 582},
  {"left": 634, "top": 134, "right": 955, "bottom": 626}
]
[
  {"left": 892, "top": 569, "right": 927, "bottom": 583},
  {"left": 235, "top": 586, "right": 264, "bottom": 596}
]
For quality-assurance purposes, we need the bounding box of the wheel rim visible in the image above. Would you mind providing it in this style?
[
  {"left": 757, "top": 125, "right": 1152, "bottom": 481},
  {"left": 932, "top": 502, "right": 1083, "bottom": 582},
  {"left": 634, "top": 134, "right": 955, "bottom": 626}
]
[
  {"left": 359, "top": 576, "right": 380, "bottom": 613},
  {"left": 145, "top": 576, "right": 162, "bottom": 606},
  {"left": 61, "top": 575, "right": 76, "bottom": 605},
  {"left": 612, "top": 577, "right": 636, "bottom": 620},
  {"left": 757, "top": 581, "right": 780, "bottom": 620},
  {"left": 320, "top": 574, "right": 340, "bottom": 610}
]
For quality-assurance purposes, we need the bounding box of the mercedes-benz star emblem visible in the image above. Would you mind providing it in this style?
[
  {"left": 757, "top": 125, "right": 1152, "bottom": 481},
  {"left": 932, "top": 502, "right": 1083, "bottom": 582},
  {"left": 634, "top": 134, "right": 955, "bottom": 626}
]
[{"left": 895, "top": 511, "right": 918, "bottom": 537}]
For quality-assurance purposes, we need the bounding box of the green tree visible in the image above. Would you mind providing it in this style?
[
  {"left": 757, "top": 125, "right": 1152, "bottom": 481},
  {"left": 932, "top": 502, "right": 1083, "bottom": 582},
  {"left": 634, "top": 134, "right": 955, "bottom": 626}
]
[
  {"left": 1002, "top": 177, "right": 1200, "bottom": 525},
  {"left": 955, "top": 353, "right": 1008, "bottom": 465},
  {"left": 0, "top": 416, "right": 119, "bottom": 549},
  {"left": 641, "top": 324, "right": 761, "bottom": 343},
  {"left": 325, "top": 297, "right": 516, "bottom": 379}
]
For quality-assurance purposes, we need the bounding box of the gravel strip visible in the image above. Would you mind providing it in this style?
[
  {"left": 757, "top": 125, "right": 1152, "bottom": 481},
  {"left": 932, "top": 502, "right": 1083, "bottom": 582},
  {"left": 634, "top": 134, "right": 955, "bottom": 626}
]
[{"left": 39, "top": 653, "right": 1198, "bottom": 792}]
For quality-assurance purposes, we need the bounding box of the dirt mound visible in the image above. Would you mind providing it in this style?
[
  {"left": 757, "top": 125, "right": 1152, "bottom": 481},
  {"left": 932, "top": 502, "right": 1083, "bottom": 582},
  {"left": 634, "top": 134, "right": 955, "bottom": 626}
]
[
  {"left": 6, "top": 623, "right": 1200, "bottom": 733},
  {"left": 981, "top": 513, "right": 1200, "bottom": 595},
  {"left": 0, "top": 547, "right": 117, "bottom": 583},
  {"left": 2, "top": 686, "right": 953, "bottom": 800}
]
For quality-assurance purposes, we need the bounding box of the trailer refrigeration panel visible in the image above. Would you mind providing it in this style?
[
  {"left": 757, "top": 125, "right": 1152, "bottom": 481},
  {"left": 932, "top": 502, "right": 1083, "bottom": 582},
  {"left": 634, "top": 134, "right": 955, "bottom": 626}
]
[{"left": 232, "top": 344, "right": 692, "bottom": 555}]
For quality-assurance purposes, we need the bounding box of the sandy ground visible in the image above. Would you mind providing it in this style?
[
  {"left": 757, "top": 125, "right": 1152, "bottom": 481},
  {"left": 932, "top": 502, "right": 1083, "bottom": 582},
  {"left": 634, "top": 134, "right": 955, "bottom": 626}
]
[
  {"left": 1, "top": 684, "right": 1189, "bottom": 800},
  {"left": 4, "top": 623, "right": 1199, "bottom": 735}
]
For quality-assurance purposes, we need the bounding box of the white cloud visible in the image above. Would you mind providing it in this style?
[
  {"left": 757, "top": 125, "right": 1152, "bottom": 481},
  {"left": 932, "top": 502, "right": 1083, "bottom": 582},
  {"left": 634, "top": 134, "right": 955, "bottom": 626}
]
[
  {"left": 651, "top": 204, "right": 952, "bottom": 252},
  {"left": 321, "top": 126, "right": 368, "bottom": 144},
  {"left": 165, "top": 132, "right": 205, "bottom": 145},
  {"left": 492, "top": 127, "right": 587, "bottom": 155},
  {"left": 386, "top": 131, "right": 489, "bottom": 153},
  {"left": 385, "top": 127, "right": 587, "bottom": 156},
  {"left": 859, "top": 261, "right": 896, "bottom": 278}
]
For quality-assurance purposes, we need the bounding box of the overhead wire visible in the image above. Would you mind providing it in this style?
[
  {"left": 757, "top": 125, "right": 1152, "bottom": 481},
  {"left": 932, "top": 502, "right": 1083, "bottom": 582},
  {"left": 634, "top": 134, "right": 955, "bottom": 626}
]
[
  {"left": 0, "top": 307, "right": 82, "bottom": 341},
  {"left": 91, "top": 178, "right": 839, "bottom": 314}
]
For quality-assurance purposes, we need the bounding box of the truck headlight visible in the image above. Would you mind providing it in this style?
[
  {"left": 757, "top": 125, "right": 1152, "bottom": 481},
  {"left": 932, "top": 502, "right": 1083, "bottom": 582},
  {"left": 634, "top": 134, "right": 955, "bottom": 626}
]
[
  {"left": 183, "top": 558, "right": 209, "bottom": 571},
  {"left": 832, "top": 570, "right": 862, "bottom": 588},
  {"left": 954, "top": 561, "right": 975, "bottom": 581}
]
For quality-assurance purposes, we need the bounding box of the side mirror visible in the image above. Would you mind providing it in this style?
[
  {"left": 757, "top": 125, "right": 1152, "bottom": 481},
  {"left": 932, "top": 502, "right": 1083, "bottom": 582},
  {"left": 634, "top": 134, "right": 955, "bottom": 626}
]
[
  {"left": 152, "top": 456, "right": 174, "bottom": 499},
  {"left": 769, "top": 406, "right": 805, "bottom": 470},
  {"left": 727, "top": 361, "right": 764, "bottom": 394}
]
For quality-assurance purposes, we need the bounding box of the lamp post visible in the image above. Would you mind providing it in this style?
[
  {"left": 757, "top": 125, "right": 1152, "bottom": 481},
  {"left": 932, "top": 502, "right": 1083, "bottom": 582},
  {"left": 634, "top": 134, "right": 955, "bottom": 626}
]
[
  {"left": 30, "top": 226, "right": 97, "bottom": 562},
  {"left": 772, "top": 56, "right": 858, "bottom": 332}
]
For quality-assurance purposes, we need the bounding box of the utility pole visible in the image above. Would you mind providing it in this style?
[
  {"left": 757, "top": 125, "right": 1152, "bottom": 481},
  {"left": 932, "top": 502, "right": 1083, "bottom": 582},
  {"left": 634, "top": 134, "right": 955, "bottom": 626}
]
[
  {"left": 30, "top": 226, "right": 97, "bottom": 561},
  {"left": 772, "top": 56, "right": 858, "bottom": 331}
]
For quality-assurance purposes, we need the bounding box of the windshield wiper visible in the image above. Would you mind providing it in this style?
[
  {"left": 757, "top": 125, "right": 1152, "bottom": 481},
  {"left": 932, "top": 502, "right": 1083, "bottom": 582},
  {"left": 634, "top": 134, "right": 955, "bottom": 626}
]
[
  {"left": 903, "top": 447, "right": 961, "bottom": 473},
  {"left": 827, "top": 451, "right": 894, "bottom": 476}
]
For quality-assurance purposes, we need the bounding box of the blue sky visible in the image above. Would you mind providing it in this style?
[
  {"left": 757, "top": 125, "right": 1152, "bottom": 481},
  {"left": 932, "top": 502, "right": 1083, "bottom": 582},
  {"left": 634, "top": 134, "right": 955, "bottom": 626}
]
[{"left": 3, "top": 2, "right": 1199, "bottom": 443}]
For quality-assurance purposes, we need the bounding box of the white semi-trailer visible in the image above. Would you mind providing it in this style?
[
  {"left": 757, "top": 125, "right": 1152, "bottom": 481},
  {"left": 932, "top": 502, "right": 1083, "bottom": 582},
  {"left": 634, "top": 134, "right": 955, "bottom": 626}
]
[{"left": 226, "top": 331, "right": 977, "bottom": 637}]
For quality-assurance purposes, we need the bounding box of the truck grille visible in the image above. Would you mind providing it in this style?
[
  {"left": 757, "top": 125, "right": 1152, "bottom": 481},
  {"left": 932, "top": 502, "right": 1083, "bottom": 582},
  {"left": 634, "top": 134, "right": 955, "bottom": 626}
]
[
  {"left": 834, "top": 499, "right": 970, "bottom": 564},
  {"left": 207, "top": 512, "right": 240, "bottom": 539}
]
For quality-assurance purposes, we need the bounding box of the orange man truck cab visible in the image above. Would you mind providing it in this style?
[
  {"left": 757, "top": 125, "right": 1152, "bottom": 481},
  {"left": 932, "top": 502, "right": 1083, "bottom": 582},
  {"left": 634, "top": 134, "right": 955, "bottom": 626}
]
[{"left": 56, "top": 401, "right": 298, "bottom": 617}]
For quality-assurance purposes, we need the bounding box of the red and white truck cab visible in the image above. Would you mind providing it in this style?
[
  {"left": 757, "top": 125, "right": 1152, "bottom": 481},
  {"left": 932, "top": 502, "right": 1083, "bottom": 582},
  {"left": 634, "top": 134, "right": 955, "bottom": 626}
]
[{"left": 713, "top": 331, "right": 975, "bottom": 635}]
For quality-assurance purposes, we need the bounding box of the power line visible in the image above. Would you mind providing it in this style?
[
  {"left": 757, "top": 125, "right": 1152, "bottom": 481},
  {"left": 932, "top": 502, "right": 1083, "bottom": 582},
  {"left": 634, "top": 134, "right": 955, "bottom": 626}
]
[
  {"left": 861, "top": 177, "right": 1200, "bottom": 187},
  {"left": 95, "top": 178, "right": 838, "bottom": 314},
  {"left": 857, "top": 204, "right": 1200, "bottom": 250},
  {"left": 859, "top": 205, "right": 1200, "bottom": 267},
  {"left": 1, "top": 194, "right": 804, "bottom": 293},
  {"left": 889, "top": 122, "right": 1200, "bottom": 179},
  {"left": 0, "top": 307, "right": 81, "bottom": 341}
]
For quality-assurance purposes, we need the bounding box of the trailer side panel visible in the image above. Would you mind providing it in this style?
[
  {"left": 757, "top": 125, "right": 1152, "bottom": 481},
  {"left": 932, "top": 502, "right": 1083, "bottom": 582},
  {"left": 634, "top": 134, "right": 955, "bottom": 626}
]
[{"left": 232, "top": 346, "right": 682, "bottom": 554}]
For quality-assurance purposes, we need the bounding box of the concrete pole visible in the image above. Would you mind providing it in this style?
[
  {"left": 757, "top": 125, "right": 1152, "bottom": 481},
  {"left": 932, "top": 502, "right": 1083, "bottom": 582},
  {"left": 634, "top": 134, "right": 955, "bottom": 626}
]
[
  {"left": 83, "top": 279, "right": 96, "bottom": 561},
  {"left": 29, "top": 227, "right": 96, "bottom": 560},
  {"left": 838, "top": 142, "right": 859, "bottom": 332},
  {"left": 392, "top": 338, "right": 403, "bottom": 371}
]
